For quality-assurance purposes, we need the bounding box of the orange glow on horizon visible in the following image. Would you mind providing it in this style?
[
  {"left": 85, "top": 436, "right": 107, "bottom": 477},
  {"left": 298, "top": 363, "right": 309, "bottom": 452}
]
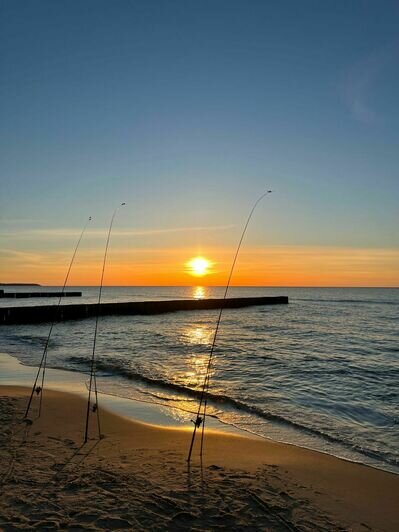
[{"left": 1, "top": 246, "right": 399, "bottom": 287}]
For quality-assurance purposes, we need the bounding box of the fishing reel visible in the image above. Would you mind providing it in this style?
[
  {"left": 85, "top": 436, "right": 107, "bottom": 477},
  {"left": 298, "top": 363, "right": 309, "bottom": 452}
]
[{"left": 191, "top": 416, "right": 203, "bottom": 428}]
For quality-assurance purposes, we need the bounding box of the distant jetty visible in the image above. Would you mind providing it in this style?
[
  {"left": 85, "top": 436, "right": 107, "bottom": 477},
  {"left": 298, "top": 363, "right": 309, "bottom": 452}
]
[
  {"left": 0, "top": 296, "right": 288, "bottom": 325},
  {"left": 0, "top": 290, "right": 82, "bottom": 299}
]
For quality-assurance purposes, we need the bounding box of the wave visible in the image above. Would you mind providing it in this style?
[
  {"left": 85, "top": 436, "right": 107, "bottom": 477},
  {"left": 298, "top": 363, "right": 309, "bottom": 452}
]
[{"left": 66, "top": 355, "right": 398, "bottom": 470}]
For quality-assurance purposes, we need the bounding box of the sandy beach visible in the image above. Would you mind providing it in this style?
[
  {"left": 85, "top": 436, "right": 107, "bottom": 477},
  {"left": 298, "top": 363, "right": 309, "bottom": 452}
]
[{"left": 0, "top": 386, "right": 398, "bottom": 531}]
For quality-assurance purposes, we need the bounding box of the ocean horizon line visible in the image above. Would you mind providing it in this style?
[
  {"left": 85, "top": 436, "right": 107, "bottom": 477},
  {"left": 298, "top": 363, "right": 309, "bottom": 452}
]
[{"left": 2, "top": 284, "right": 398, "bottom": 289}]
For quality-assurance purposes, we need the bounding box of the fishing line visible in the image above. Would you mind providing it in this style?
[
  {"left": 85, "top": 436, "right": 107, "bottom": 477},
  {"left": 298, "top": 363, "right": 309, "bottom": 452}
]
[
  {"left": 84, "top": 203, "right": 126, "bottom": 444},
  {"left": 187, "top": 190, "right": 273, "bottom": 462},
  {"left": 24, "top": 216, "right": 92, "bottom": 420}
]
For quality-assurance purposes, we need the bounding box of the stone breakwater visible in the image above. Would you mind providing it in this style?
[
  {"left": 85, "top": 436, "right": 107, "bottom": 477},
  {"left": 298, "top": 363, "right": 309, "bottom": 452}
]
[{"left": 0, "top": 296, "right": 288, "bottom": 325}]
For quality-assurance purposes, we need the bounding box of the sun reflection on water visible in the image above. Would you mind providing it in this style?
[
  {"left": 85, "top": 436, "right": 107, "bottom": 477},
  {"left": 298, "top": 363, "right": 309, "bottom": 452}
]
[
  {"left": 193, "top": 286, "right": 207, "bottom": 299},
  {"left": 186, "top": 325, "right": 212, "bottom": 345},
  {"left": 170, "top": 323, "right": 215, "bottom": 392},
  {"left": 140, "top": 315, "right": 220, "bottom": 425}
]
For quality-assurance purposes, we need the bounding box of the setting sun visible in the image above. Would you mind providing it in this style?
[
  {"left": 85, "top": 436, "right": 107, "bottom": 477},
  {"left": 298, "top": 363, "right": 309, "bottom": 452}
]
[{"left": 186, "top": 257, "right": 211, "bottom": 277}]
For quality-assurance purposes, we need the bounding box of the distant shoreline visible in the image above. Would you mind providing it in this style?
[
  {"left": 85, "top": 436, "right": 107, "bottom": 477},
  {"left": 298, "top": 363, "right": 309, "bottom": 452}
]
[{"left": 0, "top": 283, "right": 41, "bottom": 286}]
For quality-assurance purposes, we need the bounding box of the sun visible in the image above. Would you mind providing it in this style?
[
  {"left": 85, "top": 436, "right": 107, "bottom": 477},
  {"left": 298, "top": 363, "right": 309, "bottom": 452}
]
[{"left": 186, "top": 256, "right": 211, "bottom": 277}]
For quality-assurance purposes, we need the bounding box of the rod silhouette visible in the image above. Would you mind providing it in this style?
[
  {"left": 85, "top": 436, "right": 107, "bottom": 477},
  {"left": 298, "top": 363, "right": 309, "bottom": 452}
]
[
  {"left": 84, "top": 203, "right": 125, "bottom": 444},
  {"left": 187, "top": 191, "right": 273, "bottom": 462},
  {"left": 24, "top": 216, "right": 92, "bottom": 420}
]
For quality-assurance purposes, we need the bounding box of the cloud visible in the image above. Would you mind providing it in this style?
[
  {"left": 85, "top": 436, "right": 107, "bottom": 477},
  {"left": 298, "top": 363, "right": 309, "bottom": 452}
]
[
  {"left": 341, "top": 44, "right": 397, "bottom": 124},
  {"left": 0, "top": 224, "right": 235, "bottom": 241},
  {"left": 0, "top": 248, "right": 44, "bottom": 263}
]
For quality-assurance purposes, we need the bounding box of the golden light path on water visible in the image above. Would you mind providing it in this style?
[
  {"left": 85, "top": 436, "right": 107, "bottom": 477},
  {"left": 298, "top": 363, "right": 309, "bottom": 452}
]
[
  {"left": 96, "top": 285, "right": 222, "bottom": 426},
  {"left": 177, "top": 324, "right": 213, "bottom": 386},
  {"left": 165, "top": 296, "right": 219, "bottom": 423},
  {"left": 193, "top": 286, "right": 206, "bottom": 299}
]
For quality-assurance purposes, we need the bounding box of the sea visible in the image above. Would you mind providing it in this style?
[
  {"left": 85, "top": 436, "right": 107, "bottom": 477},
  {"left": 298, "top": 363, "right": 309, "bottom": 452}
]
[{"left": 1, "top": 286, "right": 398, "bottom": 474}]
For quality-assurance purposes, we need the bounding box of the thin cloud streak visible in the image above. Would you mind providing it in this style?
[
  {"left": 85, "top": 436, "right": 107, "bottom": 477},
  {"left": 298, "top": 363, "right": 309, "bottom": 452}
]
[{"left": 0, "top": 224, "right": 235, "bottom": 240}]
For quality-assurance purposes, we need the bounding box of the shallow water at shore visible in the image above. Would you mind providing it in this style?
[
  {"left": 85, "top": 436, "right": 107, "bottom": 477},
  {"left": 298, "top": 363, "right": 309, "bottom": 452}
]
[{"left": 1, "top": 286, "right": 398, "bottom": 473}]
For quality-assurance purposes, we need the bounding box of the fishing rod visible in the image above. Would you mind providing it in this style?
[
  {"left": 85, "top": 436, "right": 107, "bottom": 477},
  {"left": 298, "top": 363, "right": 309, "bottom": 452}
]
[
  {"left": 84, "top": 203, "right": 126, "bottom": 444},
  {"left": 187, "top": 190, "right": 273, "bottom": 462},
  {"left": 24, "top": 216, "right": 92, "bottom": 420}
]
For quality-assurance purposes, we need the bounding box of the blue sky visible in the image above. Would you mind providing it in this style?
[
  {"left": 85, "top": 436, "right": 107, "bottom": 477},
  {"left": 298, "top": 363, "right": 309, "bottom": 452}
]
[{"left": 1, "top": 1, "right": 398, "bottom": 285}]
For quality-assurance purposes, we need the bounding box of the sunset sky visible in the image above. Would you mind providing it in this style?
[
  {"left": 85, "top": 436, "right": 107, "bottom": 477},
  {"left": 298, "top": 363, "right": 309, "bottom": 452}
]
[{"left": 1, "top": 1, "right": 398, "bottom": 286}]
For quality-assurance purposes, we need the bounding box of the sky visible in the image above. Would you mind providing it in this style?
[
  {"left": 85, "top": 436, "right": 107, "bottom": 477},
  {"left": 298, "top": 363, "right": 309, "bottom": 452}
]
[{"left": 1, "top": 0, "right": 398, "bottom": 286}]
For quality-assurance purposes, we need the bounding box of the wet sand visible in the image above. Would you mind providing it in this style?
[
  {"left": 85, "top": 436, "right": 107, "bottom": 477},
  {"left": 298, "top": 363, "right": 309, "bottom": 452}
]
[{"left": 0, "top": 386, "right": 398, "bottom": 531}]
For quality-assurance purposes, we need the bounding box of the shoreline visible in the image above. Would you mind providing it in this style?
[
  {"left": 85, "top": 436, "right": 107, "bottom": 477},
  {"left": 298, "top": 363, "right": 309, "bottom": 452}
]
[
  {"left": 0, "top": 352, "right": 243, "bottom": 435},
  {"left": 1, "top": 351, "right": 397, "bottom": 477},
  {"left": 1, "top": 384, "right": 398, "bottom": 530}
]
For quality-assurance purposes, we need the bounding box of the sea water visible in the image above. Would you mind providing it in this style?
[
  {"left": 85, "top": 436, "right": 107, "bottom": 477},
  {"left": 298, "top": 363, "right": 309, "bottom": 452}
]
[{"left": 1, "top": 286, "right": 398, "bottom": 473}]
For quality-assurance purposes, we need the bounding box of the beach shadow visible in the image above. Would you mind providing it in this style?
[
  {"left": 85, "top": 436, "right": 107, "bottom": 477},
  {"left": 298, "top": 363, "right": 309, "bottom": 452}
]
[
  {"left": 0, "top": 417, "right": 33, "bottom": 486},
  {"left": 187, "top": 453, "right": 205, "bottom": 485},
  {"left": 52, "top": 438, "right": 101, "bottom": 478}
]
